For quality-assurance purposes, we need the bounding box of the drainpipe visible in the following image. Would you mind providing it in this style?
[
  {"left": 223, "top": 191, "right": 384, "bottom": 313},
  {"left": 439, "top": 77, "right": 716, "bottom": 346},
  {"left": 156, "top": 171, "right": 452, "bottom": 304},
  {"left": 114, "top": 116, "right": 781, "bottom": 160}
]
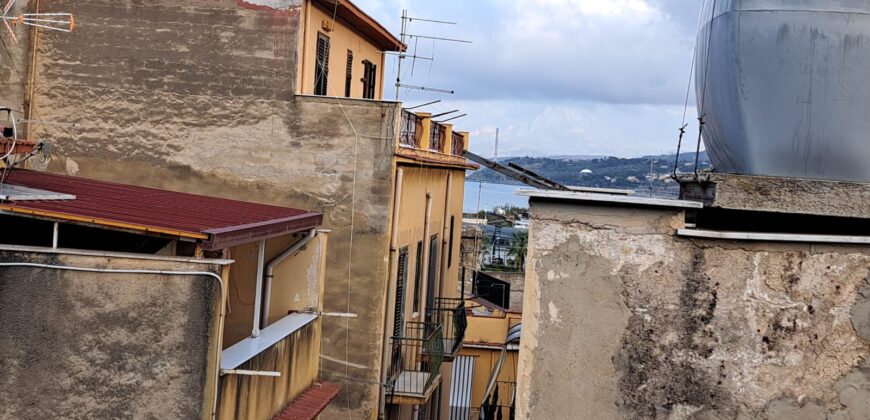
[
  {"left": 419, "top": 192, "right": 433, "bottom": 317},
  {"left": 252, "top": 240, "right": 266, "bottom": 338},
  {"left": 379, "top": 167, "right": 404, "bottom": 418},
  {"left": 261, "top": 228, "right": 317, "bottom": 329},
  {"left": 439, "top": 172, "right": 453, "bottom": 300}
]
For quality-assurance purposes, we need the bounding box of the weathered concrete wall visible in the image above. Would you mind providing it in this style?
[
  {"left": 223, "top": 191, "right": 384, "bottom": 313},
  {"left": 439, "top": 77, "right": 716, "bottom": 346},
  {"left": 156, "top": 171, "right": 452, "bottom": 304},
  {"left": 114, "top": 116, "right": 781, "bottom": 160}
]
[
  {"left": 0, "top": 2, "right": 400, "bottom": 417},
  {"left": 681, "top": 173, "right": 870, "bottom": 219},
  {"left": 0, "top": 248, "right": 224, "bottom": 419},
  {"left": 518, "top": 201, "right": 870, "bottom": 419}
]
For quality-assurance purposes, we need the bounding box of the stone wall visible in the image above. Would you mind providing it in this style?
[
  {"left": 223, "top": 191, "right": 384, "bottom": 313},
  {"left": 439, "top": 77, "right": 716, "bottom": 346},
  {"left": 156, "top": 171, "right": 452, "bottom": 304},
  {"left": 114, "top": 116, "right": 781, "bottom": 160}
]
[
  {"left": 0, "top": 1, "right": 402, "bottom": 416},
  {"left": 518, "top": 201, "right": 870, "bottom": 419},
  {"left": 0, "top": 248, "right": 224, "bottom": 419}
]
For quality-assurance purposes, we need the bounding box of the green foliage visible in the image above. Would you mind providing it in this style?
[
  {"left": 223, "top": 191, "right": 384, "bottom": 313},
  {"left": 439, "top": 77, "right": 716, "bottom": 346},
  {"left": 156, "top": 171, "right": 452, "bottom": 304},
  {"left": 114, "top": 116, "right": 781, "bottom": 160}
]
[{"left": 507, "top": 230, "right": 528, "bottom": 270}]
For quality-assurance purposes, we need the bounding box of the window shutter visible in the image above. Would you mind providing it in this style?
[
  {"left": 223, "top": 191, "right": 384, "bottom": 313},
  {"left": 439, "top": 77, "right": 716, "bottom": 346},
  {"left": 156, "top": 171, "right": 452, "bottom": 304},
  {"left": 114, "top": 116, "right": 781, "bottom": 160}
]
[
  {"left": 426, "top": 235, "right": 439, "bottom": 314},
  {"left": 345, "top": 50, "right": 353, "bottom": 97},
  {"left": 393, "top": 247, "right": 409, "bottom": 337},
  {"left": 315, "top": 33, "right": 330, "bottom": 96}
]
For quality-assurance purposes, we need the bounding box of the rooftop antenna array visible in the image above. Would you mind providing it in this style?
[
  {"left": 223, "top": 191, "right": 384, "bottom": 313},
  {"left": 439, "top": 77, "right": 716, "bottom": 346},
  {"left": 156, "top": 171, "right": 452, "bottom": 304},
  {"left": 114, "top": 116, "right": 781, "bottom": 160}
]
[
  {"left": 392, "top": 9, "right": 471, "bottom": 116},
  {"left": 2, "top": 0, "right": 75, "bottom": 44}
]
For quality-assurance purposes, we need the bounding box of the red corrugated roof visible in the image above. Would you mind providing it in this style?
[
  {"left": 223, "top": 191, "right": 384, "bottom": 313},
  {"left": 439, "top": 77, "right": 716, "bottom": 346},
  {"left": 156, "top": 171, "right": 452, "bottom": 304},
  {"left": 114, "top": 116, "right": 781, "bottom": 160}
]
[
  {"left": 273, "top": 382, "right": 340, "bottom": 420},
  {"left": 0, "top": 169, "right": 322, "bottom": 250}
]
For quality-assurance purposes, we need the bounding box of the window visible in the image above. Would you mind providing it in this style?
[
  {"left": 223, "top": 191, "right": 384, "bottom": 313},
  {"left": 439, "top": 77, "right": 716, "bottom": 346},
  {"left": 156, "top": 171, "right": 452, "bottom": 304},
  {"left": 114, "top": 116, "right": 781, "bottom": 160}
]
[
  {"left": 426, "top": 234, "right": 439, "bottom": 314},
  {"left": 361, "top": 59, "right": 377, "bottom": 99},
  {"left": 448, "top": 216, "right": 455, "bottom": 268},
  {"left": 314, "top": 32, "right": 330, "bottom": 96},
  {"left": 393, "top": 247, "right": 409, "bottom": 337},
  {"left": 344, "top": 50, "right": 353, "bottom": 97},
  {"left": 413, "top": 241, "right": 423, "bottom": 314}
]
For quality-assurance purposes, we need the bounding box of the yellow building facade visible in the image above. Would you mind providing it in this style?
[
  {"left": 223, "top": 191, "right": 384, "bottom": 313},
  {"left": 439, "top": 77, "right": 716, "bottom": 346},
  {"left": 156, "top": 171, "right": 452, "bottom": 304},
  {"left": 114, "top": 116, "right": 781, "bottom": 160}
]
[
  {"left": 297, "top": 0, "right": 399, "bottom": 99},
  {"left": 380, "top": 110, "right": 476, "bottom": 419}
]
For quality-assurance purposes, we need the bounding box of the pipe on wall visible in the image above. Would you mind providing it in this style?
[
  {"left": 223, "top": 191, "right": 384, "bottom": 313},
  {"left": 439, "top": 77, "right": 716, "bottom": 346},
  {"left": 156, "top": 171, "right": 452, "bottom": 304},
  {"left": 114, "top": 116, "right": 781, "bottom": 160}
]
[
  {"left": 439, "top": 172, "right": 453, "bottom": 298},
  {"left": 252, "top": 239, "right": 266, "bottom": 338},
  {"left": 419, "top": 192, "right": 433, "bottom": 317},
  {"left": 261, "top": 228, "right": 317, "bottom": 329},
  {"left": 379, "top": 167, "right": 403, "bottom": 418}
]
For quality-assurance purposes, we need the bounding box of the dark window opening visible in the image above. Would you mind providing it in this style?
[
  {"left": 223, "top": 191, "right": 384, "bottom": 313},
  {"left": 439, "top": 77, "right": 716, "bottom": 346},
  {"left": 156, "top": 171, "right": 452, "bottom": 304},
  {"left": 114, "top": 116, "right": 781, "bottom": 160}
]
[
  {"left": 345, "top": 50, "right": 353, "bottom": 97},
  {"left": 448, "top": 216, "right": 455, "bottom": 268},
  {"left": 314, "top": 32, "right": 330, "bottom": 96},
  {"left": 413, "top": 240, "right": 423, "bottom": 314},
  {"left": 426, "top": 234, "right": 438, "bottom": 315},
  {"left": 0, "top": 214, "right": 172, "bottom": 254},
  {"left": 361, "top": 59, "right": 377, "bottom": 99},
  {"left": 473, "top": 271, "right": 511, "bottom": 310},
  {"left": 393, "top": 247, "right": 409, "bottom": 337}
]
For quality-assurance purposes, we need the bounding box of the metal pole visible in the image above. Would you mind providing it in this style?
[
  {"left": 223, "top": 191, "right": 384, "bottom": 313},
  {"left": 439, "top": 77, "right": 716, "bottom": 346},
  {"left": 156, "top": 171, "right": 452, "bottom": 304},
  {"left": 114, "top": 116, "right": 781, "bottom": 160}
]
[
  {"left": 252, "top": 239, "right": 266, "bottom": 338},
  {"left": 51, "top": 222, "right": 58, "bottom": 248}
]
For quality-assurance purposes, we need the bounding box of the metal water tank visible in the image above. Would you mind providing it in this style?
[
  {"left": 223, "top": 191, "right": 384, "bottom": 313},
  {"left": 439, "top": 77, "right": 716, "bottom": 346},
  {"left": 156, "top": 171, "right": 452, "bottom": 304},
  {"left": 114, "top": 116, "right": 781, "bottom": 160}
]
[{"left": 696, "top": 0, "right": 870, "bottom": 182}]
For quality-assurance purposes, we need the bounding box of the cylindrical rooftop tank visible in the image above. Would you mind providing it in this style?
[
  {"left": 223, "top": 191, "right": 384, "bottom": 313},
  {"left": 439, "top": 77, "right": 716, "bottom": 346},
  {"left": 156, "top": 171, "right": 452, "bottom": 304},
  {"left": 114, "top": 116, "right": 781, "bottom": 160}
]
[{"left": 696, "top": 0, "right": 870, "bottom": 182}]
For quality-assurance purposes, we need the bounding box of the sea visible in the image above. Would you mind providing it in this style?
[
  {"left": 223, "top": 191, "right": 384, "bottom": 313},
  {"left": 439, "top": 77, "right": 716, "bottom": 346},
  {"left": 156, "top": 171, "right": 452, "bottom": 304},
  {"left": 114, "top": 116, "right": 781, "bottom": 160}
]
[{"left": 463, "top": 181, "right": 531, "bottom": 213}]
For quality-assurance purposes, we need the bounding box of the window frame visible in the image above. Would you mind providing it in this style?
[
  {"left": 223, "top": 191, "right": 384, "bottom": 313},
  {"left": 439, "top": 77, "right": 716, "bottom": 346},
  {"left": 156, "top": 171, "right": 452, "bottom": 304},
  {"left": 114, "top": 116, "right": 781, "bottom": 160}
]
[{"left": 314, "top": 32, "right": 330, "bottom": 96}]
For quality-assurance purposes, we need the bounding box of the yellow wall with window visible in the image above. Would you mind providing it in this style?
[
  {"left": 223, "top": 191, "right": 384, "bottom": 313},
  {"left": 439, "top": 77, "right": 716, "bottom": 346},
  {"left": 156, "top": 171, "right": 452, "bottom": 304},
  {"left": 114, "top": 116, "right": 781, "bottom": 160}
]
[
  {"left": 383, "top": 165, "right": 466, "bottom": 340},
  {"left": 298, "top": 1, "right": 387, "bottom": 99}
]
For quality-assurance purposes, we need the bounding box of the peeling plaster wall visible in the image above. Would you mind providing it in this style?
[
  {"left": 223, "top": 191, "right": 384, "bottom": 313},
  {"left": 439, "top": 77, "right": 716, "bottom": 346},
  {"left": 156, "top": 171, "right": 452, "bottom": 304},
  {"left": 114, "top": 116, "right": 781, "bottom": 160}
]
[
  {"left": 517, "top": 201, "right": 870, "bottom": 420},
  {"left": 0, "top": 1, "right": 400, "bottom": 417},
  {"left": 0, "top": 249, "right": 223, "bottom": 419}
]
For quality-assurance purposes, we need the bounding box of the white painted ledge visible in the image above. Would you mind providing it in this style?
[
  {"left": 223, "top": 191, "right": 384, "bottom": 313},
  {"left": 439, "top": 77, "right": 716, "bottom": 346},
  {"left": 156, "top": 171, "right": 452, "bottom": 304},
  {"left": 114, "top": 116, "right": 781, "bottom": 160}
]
[
  {"left": 677, "top": 229, "right": 870, "bottom": 245},
  {"left": 221, "top": 313, "right": 318, "bottom": 370}
]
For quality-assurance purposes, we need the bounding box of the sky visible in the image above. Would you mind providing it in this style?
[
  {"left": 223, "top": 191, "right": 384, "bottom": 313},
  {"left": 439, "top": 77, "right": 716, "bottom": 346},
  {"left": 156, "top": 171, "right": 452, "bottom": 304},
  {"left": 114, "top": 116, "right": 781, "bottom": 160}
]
[{"left": 353, "top": 0, "right": 705, "bottom": 158}]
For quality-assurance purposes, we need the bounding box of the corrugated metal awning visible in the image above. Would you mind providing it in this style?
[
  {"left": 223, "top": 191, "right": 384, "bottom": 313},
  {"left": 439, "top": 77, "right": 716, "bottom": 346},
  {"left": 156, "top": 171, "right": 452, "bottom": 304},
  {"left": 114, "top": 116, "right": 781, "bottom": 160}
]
[{"left": 0, "top": 170, "right": 322, "bottom": 249}]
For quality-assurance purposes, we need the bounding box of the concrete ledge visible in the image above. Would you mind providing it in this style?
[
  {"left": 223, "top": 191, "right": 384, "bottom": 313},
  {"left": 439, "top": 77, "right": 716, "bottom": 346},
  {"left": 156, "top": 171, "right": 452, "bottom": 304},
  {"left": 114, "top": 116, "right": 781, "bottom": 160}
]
[
  {"left": 679, "top": 173, "right": 870, "bottom": 219},
  {"left": 677, "top": 229, "right": 870, "bottom": 245},
  {"left": 519, "top": 189, "right": 703, "bottom": 209}
]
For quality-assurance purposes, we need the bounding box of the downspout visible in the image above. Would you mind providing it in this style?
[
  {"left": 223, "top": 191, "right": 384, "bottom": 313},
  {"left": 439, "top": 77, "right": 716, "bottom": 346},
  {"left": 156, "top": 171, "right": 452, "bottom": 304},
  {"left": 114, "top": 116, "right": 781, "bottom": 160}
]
[
  {"left": 379, "top": 167, "right": 404, "bottom": 418},
  {"left": 419, "top": 192, "right": 433, "bottom": 317},
  {"left": 438, "top": 172, "right": 453, "bottom": 300},
  {"left": 261, "top": 228, "right": 317, "bottom": 328}
]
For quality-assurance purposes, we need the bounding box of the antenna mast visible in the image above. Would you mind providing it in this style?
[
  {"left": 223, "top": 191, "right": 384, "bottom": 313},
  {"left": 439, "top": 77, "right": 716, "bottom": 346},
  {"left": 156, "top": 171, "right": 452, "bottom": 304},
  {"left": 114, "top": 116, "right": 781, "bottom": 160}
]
[{"left": 394, "top": 9, "right": 471, "bottom": 102}]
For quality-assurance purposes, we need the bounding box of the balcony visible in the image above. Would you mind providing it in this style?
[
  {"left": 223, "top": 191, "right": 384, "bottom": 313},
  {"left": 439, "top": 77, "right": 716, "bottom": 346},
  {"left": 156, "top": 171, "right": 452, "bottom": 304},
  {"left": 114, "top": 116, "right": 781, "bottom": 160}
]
[
  {"left": 385, "top": 322, "right": 444, "bottom": 405},
  {"left": 399, "top": 110, "right": 423, "bottom": 148},
  {"left": 429, "top": 121, "right": 446, "bottom": 152},
  {"left": 394, "top": 110, "right": 476, "bottom": 170},
  {"left": 426, "top": 297, "right": 467, "bottom": 359},
  {"left": 451, "top": 131, "right": 464, "bottom": 156}
]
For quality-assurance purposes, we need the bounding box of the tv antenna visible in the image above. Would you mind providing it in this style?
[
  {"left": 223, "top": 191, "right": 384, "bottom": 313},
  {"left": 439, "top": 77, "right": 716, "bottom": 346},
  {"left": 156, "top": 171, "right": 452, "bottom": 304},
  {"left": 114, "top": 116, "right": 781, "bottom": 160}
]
[
  {"left": 2, "top": 0, "right": 75, "bottom": 44},
  {"left": 393, "top": 9, "right": 471, "bottom": 102}
]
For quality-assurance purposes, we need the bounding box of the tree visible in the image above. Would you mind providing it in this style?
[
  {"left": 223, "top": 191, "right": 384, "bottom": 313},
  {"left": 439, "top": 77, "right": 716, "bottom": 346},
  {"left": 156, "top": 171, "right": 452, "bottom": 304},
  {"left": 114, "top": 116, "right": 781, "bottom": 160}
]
[{"left": 507, "top": 230, "right": 528, "bottom": 271}]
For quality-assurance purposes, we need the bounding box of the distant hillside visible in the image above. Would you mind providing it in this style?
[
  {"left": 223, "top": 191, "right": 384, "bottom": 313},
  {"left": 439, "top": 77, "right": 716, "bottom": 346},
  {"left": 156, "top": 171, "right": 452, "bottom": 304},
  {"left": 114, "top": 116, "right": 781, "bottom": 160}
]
[{"left": 467, "top": 152, "right": 711, "bottom": 197}]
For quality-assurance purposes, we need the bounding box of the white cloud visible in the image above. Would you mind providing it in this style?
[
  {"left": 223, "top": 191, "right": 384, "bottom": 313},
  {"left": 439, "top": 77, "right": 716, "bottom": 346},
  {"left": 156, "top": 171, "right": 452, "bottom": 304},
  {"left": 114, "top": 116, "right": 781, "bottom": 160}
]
[{"left": 352, "top": 0, "right": 702, "bottom": 157}]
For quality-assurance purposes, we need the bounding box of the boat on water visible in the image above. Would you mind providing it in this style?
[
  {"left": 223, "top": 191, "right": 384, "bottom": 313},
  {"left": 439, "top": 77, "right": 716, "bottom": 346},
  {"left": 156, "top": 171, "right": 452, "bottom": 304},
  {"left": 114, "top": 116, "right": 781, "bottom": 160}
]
[{"left": 696, "top": 0, "right": 870, "bottom": 182}]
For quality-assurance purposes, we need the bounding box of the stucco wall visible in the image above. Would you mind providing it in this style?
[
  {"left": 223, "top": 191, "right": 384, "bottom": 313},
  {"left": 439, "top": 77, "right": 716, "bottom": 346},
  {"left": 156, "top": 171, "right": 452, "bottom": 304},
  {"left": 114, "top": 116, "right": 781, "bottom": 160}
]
[
  {"left": 0, "top": 1, "right": 400, "bottom": 416},
  {"left": 518, "top": 201, "right": 870, "bottom": 419},
  {"left": 0, "top": 248, "right": 224, "bottom": 419}
]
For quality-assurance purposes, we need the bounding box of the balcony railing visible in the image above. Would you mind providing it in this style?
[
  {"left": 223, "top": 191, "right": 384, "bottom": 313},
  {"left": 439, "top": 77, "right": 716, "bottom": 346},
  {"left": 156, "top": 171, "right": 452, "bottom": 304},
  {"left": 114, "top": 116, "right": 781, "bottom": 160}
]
[
  {"left": 430, "top": 122, "right": 446, "bottom": 152},
  {"left": 426, "top": 297, "right": 467, "bottom": 357},
  {"left": 451, "top": 131, "right": 465, "bottom": 155},
  {"left": 400, "top": 111, "right": 422, "bottom": 148},
  {"left": 476, "top": 381, "right": 517, "bottom": 420},
  {"left": 385, "top": 322, "right": 444, "bottom": 402}
]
